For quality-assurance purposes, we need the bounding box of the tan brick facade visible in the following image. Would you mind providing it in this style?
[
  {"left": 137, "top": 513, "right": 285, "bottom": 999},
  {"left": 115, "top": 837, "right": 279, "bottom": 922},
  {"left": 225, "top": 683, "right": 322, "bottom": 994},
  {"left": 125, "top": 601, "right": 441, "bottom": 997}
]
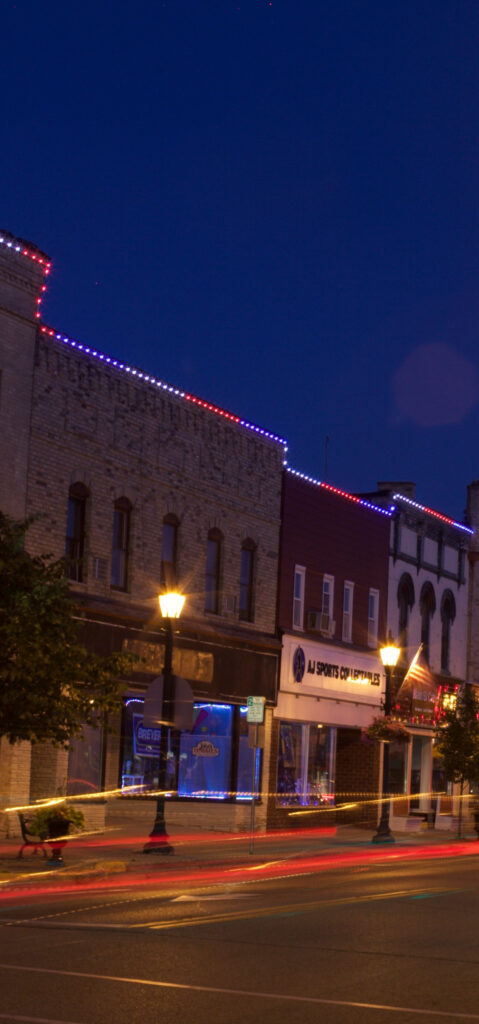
[{"left": 0, "top": 233, "right": 284, "bottom": 833}]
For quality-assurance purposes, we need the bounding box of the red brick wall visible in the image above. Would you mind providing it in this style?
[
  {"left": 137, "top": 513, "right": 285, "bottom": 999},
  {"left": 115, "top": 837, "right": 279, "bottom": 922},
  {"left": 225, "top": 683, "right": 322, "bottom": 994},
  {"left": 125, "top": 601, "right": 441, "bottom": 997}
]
[{"left": 278, "top": 472, "right": 390, "bottom": 646}]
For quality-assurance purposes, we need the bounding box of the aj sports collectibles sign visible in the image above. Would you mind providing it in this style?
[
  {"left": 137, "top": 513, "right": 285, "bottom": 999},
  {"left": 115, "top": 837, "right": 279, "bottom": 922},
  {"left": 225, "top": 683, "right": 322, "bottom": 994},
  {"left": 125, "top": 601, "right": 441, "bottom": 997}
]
[{"left": 292, "top": 646, "right": 380, "bottom": 686}]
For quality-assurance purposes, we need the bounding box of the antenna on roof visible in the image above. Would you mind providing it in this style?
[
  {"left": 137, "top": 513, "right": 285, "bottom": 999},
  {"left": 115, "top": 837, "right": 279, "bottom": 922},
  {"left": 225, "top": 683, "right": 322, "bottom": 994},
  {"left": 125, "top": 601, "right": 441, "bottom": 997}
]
[{"left": 324, "top": 435, "right": 330, "bottom": 482}]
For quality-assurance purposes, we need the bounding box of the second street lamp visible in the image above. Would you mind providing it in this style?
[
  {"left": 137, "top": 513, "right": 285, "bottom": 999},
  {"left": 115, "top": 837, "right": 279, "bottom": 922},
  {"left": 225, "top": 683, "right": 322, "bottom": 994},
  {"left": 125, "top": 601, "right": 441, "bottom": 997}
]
[
  {"left": 143, "top": 591, "right": 185, "bottom": 854},
  {"left": 372, "top": 634, "right": 401, "bottom": 844}
]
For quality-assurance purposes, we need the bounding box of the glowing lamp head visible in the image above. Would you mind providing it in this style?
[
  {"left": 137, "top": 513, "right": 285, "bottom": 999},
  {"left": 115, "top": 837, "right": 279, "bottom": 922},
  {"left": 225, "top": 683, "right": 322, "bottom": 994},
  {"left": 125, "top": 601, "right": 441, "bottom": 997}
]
[
  {"left": 158, "top": 592, "right": 185, "bottom": 619},
  {"left": 380, "top": 635, "right": 400, "bottom": 668}
]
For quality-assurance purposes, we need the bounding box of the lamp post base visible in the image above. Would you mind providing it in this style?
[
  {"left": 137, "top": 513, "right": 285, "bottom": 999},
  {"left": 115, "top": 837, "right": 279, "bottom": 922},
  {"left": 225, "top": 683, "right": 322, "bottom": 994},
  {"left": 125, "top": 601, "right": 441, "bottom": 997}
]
[
  {"left": 372, "top": 825, "right": 395, "bottom": 843},
  {"left": 142, "top": 838, "right": 174, "bottom": 855}
]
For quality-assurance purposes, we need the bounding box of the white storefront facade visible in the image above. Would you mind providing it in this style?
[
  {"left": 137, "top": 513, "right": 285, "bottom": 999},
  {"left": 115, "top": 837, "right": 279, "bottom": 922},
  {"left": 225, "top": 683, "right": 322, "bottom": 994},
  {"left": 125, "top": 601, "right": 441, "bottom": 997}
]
[{"left": 274, "top": 634, "right": 385, "bottom": 809}]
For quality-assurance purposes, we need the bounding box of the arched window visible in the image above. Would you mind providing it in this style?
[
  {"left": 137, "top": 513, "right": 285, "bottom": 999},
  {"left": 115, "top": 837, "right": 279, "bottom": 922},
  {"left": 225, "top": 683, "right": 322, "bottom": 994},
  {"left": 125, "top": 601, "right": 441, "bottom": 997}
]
[
  {"left": 239, "top": 539, "right": 256, "bottom": 622},
  {"left": 205, "top": 528, "right": 222, "bottom": 613},
  {"left": 65, "top": 482, "right": 89, "bottom": 582},
  {"left": 160, "top": 514, "right": 179, "bottom": 589},
  {"left": 419, "top": 582, "right": 436, "bottom": 664},
  {"left": 397, "top": 573, "right": 415, "bottom": 651},
  {"left": 110, "top": 497, "right": 131, "bottom": 591},
  {"left": 441, "top": 590, "right": 456, "bottom": 673}
]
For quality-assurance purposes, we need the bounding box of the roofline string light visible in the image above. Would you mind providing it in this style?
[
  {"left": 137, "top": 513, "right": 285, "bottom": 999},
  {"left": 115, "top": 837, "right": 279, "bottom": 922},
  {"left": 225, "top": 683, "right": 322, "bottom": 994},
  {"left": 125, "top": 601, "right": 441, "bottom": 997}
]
[
  {"left": 287, "top": 467, "right": 394, "bottom": 518},
  {"left": 40, "top": 325, "right": 288, "bottom": 447},
  {"left": 0, "top": 233, "right": 51, "bottom": 321},
  {"left": 392, "top": 492, "right": 473, "bottom": 535},
  {"left": 2, "top": 230, "right": 286, "bottom": 447}
]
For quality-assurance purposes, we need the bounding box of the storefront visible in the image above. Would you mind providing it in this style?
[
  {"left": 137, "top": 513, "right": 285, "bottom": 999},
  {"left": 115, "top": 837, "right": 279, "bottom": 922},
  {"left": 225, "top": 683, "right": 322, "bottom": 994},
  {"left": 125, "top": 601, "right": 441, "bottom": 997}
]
[
  {"left": 388, "top": 679, "right": 459, "bottom": 828},
  {"left": 271, "top": 635, "right": 384, "bottom": 822},
  {"left": 120, "top": 697, "right": 261, "bottom": 802},
  {"left": 68, "top": 618, "right": 280, "bottom": 832}
]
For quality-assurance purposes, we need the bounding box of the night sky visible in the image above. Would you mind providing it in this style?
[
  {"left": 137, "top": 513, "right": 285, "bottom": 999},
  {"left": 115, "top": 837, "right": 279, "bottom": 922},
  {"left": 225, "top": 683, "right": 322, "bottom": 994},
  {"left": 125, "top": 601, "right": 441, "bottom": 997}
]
[{"left": 3, "top": 2, "right": 478, "bottom": 521}]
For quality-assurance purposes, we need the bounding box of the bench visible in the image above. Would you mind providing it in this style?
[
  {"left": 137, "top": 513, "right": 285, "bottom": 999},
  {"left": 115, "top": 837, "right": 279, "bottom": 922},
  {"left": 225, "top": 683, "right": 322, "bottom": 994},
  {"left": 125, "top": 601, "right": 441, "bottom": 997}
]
[{"left": 17, "top": 813, "right": 48, "bottom": 859}]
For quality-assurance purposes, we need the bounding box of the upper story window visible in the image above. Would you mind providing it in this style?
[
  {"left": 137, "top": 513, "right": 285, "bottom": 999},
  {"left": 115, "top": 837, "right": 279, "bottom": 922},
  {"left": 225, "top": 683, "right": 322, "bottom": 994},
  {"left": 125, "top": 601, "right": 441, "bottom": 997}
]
[
  {"left": 397, "top": 572, "right": 415, "bottom": 652},
  {"left": 110, "top": 497, "right": 131, "bottom": 591},
  {"left": 322, "top": 574, "right": 334, "bottom": 620},
  {"left": 342, "top": 581, "right": 354, "bottom": 643},
  {"left": 160, "top": 514, "right": 179, "bottom": 590},
  {"left": 239, "top": 539, "right": 256, "bottom": 622},
  {"left": 368, "top": 588, "right": 379, "bottom": 648},
  {"left": 205, "top": 529, "right": 222, "bottom": 614},
  {"left": 293, "top": 565, "right": 306, "bottom": 630},
  {"left": 441, "top": 589, "right": 456, "bottom": 673},
  {"left": 65, "top": 482, "right": 89, "bottom": 583},
  {"left": 420, "top": 581, "right": 436, "bottom": 664}
]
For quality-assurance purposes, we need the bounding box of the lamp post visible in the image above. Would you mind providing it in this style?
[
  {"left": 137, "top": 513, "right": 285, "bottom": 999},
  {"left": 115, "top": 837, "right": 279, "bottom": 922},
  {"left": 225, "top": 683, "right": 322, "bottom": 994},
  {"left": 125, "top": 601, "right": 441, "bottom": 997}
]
[
  {"left": 372, "top": 634, "right": 400, "bottom": 844},
  {"left": 143, "top": 591, "right": 185, "bottom": 854}
]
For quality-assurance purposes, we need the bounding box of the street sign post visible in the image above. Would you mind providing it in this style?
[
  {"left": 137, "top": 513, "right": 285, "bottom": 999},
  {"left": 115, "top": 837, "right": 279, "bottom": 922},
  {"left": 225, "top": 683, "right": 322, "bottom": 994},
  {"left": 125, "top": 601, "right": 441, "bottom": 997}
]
[
  {"left": 247, "top": 696, "right": 265, "bottom": 852},
  {"left": 247, "top": 695, "right": 265, "bottom": 723}
]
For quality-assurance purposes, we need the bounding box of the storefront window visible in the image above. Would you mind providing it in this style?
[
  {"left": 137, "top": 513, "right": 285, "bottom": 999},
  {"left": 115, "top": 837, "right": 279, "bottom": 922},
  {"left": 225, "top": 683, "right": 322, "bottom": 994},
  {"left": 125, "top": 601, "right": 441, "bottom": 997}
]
[
  {"left": 120, "top": 698, "right": 174, "bottom": 794},
  {"left": 120, "top": 699, "right": 262, "bottom": 802},
  {"left": 178, "top": 703, "right": 233, "bottom": 799},
  {"left": 277, "top": 721, "right": 334, "bottom": 807}
]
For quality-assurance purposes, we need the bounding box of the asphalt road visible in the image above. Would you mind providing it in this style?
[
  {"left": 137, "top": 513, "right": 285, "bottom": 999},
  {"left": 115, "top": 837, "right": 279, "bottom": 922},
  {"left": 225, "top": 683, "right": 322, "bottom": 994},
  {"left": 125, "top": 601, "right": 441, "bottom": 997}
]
[{"left": 0, "top": 848, "right": 478, "bottom": 1023}]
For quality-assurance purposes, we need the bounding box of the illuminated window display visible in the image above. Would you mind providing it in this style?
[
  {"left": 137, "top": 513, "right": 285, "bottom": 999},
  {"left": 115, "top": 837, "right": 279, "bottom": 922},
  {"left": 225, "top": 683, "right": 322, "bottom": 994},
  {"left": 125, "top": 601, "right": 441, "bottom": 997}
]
[
  {"left": 120, "top": 698, "right": 261, "bottom": 801},
  {"left": 277, "top": 721, "right": 335, "bottom": 806}
]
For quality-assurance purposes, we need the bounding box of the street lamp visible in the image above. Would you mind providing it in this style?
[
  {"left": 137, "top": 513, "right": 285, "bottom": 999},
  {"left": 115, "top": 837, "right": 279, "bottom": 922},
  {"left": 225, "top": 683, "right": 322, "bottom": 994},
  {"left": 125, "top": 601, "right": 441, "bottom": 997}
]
[
  {"left": 143, "top": 590, "right": 185, "bottom": 854},
  {"left": 372, "top": 633, "right": 400, "bottom": 844}
]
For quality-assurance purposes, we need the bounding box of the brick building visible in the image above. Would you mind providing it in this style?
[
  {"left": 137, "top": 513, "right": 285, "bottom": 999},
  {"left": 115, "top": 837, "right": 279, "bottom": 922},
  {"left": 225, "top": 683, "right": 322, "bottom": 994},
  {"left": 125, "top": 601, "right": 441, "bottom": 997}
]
[
  {"left": 0, "top": 232, "right": 286, "bottom": 835},
  {"left": 268, "top": 468, "right": 391, "bottom": 829}
]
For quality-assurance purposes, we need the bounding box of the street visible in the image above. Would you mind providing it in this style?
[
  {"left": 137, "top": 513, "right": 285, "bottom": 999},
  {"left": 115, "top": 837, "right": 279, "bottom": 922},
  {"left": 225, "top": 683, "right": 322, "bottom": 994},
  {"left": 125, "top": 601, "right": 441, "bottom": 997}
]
[{"left": 0, "top": 846, "right": 479, "bottom": 1022}]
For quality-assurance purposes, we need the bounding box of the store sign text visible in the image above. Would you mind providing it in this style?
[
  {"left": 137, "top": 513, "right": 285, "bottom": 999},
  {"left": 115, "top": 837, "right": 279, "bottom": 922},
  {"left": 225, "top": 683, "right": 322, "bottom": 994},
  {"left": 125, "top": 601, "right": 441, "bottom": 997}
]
[{"left": 307, "top": 660, "right": 380, "bottom": 686}]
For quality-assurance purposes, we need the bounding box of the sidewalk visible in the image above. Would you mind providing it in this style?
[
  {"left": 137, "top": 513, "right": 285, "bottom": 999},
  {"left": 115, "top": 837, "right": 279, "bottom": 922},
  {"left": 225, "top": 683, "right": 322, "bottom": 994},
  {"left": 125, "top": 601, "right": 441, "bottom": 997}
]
[{"left": 1, "top": 816, "right": 477, "bottom": 893}]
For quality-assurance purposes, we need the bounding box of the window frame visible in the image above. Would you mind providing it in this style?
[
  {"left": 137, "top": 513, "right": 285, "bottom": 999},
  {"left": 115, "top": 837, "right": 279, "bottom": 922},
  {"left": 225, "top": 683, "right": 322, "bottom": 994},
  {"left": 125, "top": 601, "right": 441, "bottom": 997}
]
[
  {"left": 205, "top": 529, "right": 222, "bottom": 614},
  {"left": 440, "top": 589, "right": 456, "bottom": 673},
  {"left": 292, "top": 565, "right": 306, "bottom": 630},
  {"left": 367, "top": 588, "right": 379, "bottom": 648},
  {"left": 397, "top": 572, "right": 415, "bottom": 652},
  {"left": 342, "top": 581, "right": 354, "bottom": 643},
  {"left": 322, "top": 574, "right": 334, "bottom": 620},
  {"left": 110, "top": 496, "right": 131, "bottom": 591},
  {"left": 160, "top": 514, "right": 179, "bottom": 590},
  {"left": 65, "top": 482, "right": 89, "bottom": 583},
  {"left": 419, "top": 582, "right": 436, "bottom": 664}
]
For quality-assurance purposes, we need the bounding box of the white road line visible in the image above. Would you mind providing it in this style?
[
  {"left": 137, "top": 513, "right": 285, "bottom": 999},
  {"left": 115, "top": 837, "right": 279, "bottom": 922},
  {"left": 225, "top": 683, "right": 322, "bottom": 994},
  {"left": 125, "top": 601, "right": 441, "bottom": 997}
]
[
  {"left": 0, "top": 963, "right": 477, "bottom": 1020},
  {"left": 0, "top": 1015, "right": 82, "bottom": 1023}
]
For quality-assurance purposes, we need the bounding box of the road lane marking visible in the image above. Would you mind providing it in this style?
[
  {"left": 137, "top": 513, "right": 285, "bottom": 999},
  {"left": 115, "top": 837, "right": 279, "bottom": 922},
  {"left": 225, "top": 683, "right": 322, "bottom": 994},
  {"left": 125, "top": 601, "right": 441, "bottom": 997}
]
[
  {"left": 139, "top": 886, "right": 456, "bottom": 930},
  {"left": 171, "top": 893, "right": 257, "bottom": 902},
  {"left": 0, "top": 963, "right": 477, "bottom": 1019},
  {"left": 0, "top": 1015, "right": 82, "bottom": 1023},
  {"left": 0, "top": 885, "right": 457, "bottom": 930}
]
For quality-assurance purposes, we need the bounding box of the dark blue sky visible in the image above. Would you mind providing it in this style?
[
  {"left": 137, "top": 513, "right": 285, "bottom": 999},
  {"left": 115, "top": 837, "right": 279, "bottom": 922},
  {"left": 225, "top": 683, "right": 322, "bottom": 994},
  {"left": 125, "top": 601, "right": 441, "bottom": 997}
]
[{"left": 3, "top": 1, "right": 478, "bottom": 521}]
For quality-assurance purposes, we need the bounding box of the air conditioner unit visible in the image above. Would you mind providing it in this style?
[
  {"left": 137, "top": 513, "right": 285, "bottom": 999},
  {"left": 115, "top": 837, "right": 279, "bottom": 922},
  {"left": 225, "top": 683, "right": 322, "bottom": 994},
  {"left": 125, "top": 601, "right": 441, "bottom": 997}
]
[
  {"left": 320, "top": 614, "right": 336, "bottom": 637},
  {"left": 306, "top": 610, "right": 322, "bottom": 631},
  {"left": 223, "top": 594, "right": 237, "bottom": 615}
]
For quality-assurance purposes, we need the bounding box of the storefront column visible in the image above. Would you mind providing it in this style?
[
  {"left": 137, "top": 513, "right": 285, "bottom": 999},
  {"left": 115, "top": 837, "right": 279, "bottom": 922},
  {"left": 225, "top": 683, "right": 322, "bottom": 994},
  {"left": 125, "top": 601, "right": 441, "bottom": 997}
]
[{"left": 0, "top": 738, "right": 32, "bottom": 837}]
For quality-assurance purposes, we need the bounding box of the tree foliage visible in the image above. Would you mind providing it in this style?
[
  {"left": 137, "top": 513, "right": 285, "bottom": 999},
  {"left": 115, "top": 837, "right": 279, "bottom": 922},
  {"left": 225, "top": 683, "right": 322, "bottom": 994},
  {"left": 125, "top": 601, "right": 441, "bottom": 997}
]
[
  {"left": 434, "top": 684, "right": 479, "bottom": 836},
  {"left": 0, "top": 512, "right": 134, "bottom": 746},
  {"left": 435, "top": 684, "right": 479, "bottom": 788}
]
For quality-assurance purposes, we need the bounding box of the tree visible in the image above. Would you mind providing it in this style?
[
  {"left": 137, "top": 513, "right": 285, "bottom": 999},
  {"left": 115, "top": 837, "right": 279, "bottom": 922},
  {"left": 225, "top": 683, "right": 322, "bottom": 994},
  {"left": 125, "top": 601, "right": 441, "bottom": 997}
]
[
  {"left": 0, "top": 512, "right": 134, "bottom": 746},
  {"left": 434, "top": 684, "right": 479, "bottom": 837}
]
